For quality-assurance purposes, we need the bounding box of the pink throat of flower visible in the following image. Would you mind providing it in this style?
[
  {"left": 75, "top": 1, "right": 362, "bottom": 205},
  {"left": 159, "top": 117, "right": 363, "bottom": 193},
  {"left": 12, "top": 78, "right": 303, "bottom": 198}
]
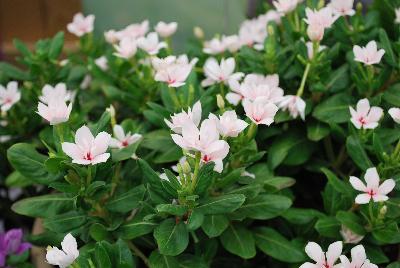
[
  {"left": 367, "top": 189, "right": 376, "bottom": 197},
  {"left": 358, "top": 116, "right": 366, "bottom": 125},
  {"left": 84, "top": 152, "right": 93, "bottom": 161},
  {"left": 218, "top": 76, "right": 225, "bottom": 81},
  {"left": 168, "top": 78, "right": 176, "bottom": 85},
  {"left": 202, "top": 155, "right": 211, "bottom": 162},
  {"left": 4, "top": 98, "right": 12, "bottom": 104},
  {"left": 122, "top": 140, "right": 129, "bottom": 147}
]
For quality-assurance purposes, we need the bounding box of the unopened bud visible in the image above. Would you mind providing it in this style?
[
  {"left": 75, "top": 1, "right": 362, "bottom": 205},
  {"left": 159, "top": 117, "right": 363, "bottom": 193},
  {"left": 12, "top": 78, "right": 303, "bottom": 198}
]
[
  {"left": 317, "top": 0, "right": 325, "bottom": 9},
  {"left": 267, "top": 25, "right": 275, "bottom": 36},
  {"left": 380, "top": 205, "right": 387, "bottom": 216},
  {"left": 356, "top": 2, "right": 363, "bottom": 14},
  {"left": 217, "top": 94, "right": 225, "bottom": 110},
  {"left": 182, "top": 161, "right": 191, "bottom": 174},
  {"left": 307, "top": 25, "right": 324, "bottom": 42},
  {"left": 193, "top": 26, "right": 204, "bottom": 39}
]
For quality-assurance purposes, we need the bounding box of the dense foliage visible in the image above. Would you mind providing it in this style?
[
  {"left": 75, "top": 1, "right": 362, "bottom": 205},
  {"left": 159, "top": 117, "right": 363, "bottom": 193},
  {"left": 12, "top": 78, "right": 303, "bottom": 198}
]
[{"left": 1, "top": 0, "right": 400, "bottom": 267}]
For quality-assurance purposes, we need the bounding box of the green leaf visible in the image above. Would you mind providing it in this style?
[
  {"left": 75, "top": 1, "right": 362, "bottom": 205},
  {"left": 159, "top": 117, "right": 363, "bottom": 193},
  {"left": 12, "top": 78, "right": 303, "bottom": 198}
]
[
  {"left": 5, "top": 171, "right": 32, "bottom": 187},
  {"left": 186, "top": 210, "right": 204, "bottom": 231},
  {"left": 346, "top": 135, "right": 373, "bottom": 170},
  {"left": 387, "top": 262, "right": 400, "bottom": 268},
  {"left": 336, "top": 211, "right": 365, "bottom": 235},
  {"left": 118, "top": 218, "right": 158, "bottom": 239},
  {"left": 13, "top": 39, "right": 32, "bottom": 57},
  {"left": 94, "top": 242, "right": 112, "bottom": 268},
  {"left": 195, "top": 162, "right": 216, "bottom": 194},
  {"left": 138, "top": 159, "right": 170, "bottom": 200},
  {"left": 112, "top": 141, "right": 141, "bottom": 162},
  {"left": 196, "top": 194, "right": 245, "bottom": 215},
  {"left": 156, "top": 204, "right": 187, "bottom": 216},
  {"left": 383, "top": 83, "right": 400, "bottom": 106},
  {"left": 321, "top": 168, "right": 353, "bottom": 197},
  {"left": 254, "top": 227, "right": 306, "bottom": 263},
  {"left": 106, "top": 185, "right": 146, "bottom": 213},
  {"left": 154, "top": 218, "right": 189, "bottom": 256},
  {"left": 315, "top": 216, "right": 341, "bottom": 238},
  {"left": 149, "top": 251, "right": 179, "bottom": 268},
  {"left": 201, "top": 215, "right": 229, "bottom": 238},
  {"left": 43, "top": 211, "right": 86, "bottom": 233},
  {"left": 0, "top": 62, "right": 30, "bottom": 80},
  {"left": 235, "top": 194, "right": 292, "bottom": 220},
  {"left": 177, "top": 254, "right": 208, "bottom": 268},
  {"left": 48, "top": 31, "right": 64, "bottom": 59},
  {"left": 115, "top": 239, "right": 135, "bottom": 267},
  {"left": 307, "top": 121, "right": 330, "bottom": 141},
  {"left": 282, "top": 208, "right": 324, "bottom": 225},
  {"left": 372, "top": 222, "right": 400, "bottom": 244},
  {"left": 220, "top": 223, "right": 256, "bottom": 259},
  {"left": 313, "top": 93, "right": 352, "bottom": 123},
  {"left": 12, "top": 194, "right": 74, "bottom": 218},
  {"left": 90, "top": 111, "right": 111, "bottom": 135},
  {"left": 379, "top": 28, "right": 396, "bottom": 66},
  {"left": 7, "top": 143, "right": 53, "bottom": 184},
  {"left": 90, "top": 223, "right": 110, "bottom": 242}
]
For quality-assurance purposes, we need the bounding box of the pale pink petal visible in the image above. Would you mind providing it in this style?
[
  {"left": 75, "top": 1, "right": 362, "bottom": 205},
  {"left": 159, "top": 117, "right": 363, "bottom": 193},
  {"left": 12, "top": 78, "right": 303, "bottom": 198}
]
[
  {"left": 91, "top": 153, "right": 110, "bottom": 165},
  {"left": 372, "top": 194, "right": 388, "bottom": 202},
  {"left": 364, "top": 167, "right": 380, "bottom": 190},
  {"left": 305, "top": 242, "right": 324, "bottom": 264},
  {"left": 326, "top": 241, "right": 342, "bottom": 266},
  {"left": 377, "top": 179, "right": 395, "bottom": 195},
  {"left": 355, "top": 194, "right": 371, "bottom": 204},
  {"left": 356, "top": 99, "right": 370, "bottom": 117},
  {"left": 91, "top": 132, "right": 111, "bottom": 156},
  {"left": 113, "top": 125, "right": 125, "bottom": 141},
  {"left": 62, "top": 142, "right": 82, "bottom": 160},
  {"left": 349, "top": 176, "right": 367, "bottom": 192},
  {"left": 350, "top": 245, "right": 366, "bottom": 268},
  {"left": 75, "top": 126, "right": 94, "bottom": 151}
]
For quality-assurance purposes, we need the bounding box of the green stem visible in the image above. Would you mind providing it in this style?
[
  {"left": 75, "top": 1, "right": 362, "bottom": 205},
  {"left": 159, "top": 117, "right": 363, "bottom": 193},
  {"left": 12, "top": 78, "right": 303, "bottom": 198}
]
[
  {"left": 393, "top": 139, "right": 400, "bottom": 158},
  {"left": 168, "top": 86, "right": 181, "bottom": 109},
  {"left": 296, "top": 63, "right": 311, "bottom": 97},
  {"left": 191, "top": 151, "right": 201, "bottom": 191},
  {"left": 86, "top": 165, "right": 92, "bottom": 186},
  {"left": 191, "top": 231, "right": 199, "bottom": 243},
  {"left": 219, "top": 82, "right": 225, "bottom": 97},
  {"left": 369, "top": 201, "right": 374, "bottom": 226},
  {"left": 56, "top": 123, "right": 64, "bottom": 143},
  {"left": 126, "top": 241, "right": 150, "bottom": 267},
  {"left": 246, "top": 122, "right": 257, "bottom": 141},
  {"left": 110, "top": 163, "right": 122, "bottom": 196}
]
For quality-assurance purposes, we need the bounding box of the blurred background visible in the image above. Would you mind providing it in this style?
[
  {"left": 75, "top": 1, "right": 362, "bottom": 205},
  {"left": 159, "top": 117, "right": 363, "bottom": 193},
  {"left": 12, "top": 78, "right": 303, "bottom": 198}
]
[{"left": 0, "top": 0, "right": 373, "bottom": 61}]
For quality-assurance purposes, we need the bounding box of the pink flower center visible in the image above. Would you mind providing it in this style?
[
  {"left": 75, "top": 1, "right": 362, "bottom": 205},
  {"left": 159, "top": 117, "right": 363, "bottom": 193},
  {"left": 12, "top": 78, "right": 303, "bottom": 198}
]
[
  {"left": 202, "top": 155, "right": 211, "bottom": 162},
  {"left": 358, "top": 116, "right": 366, "bottom": 125},
  {"left": 4, "top": 98, "right": 12, "bottom": 104},
  {"left": 367, "top": 189, "right": 376, "bottom": 197},
  {"left": 218, "top": 75, "right": 225, "bottom": 81},
  {"left": 122, "top": 140, "right": 129, "bottom": 147},
  {"left": 168, "top": 78, "right": 176, "bottom": 85},
  {"left": 84, "top": 152, "right": 93, "bottom": 161}
]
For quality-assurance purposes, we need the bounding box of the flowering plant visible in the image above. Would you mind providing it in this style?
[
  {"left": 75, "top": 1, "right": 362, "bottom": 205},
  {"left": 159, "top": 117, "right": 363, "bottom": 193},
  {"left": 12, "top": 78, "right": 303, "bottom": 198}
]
[{"left": 1, "top": 0, "right": 400, "bottom": 267}]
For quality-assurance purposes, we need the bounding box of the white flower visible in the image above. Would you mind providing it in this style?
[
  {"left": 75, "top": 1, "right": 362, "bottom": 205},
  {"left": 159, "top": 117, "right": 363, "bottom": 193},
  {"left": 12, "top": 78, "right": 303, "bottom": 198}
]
[
  {"left": 171, "top": 119, "right": 229, "bottom": 173},
  {"left": 208, "top": 110, "right": 248, "bottom": 137},
  {"left": 349, "top": 98, "right": 383, "bottom": 129},
  {"left": 110, "top": 124, "right": 142, "bottom": 149},
  {"left": 329, "top": 0, "right": 355, "bottom": 17},
  {"left": 165, "top": 101, "right": 202, "bottom": 134},
  {"left": 353, "top": 41, "right": 385, "bottom": 65},
  {"left": 340, "top": 226, "right": 364, "bottom": 244},
  {"left": 304, "top": 7, "right": 337, "bottom": 29},
  {"left": 349, "top": 167, "right": 395, "bottom": 204},
  {"left": 153, "top": 55, "right": 196, "bottom": 87},
  {"left": 67, "top": 13, "right": 95, "bottom": 37},
  {"left": 222, "top": 35, "right": 242, "bottom": 53},
  {"left": 37, "top": 98, "right": 72, "bottom": 125},
  {"left": 62, "top": 125, "right": 111, "bottom": 165},
  {"left": 306, "top": 41, "right": 326, "bottom": 59},
  {"left": 114, "top": 37, "right": 137, "bottom": 59},
  {"left": 155, "top": 21, "right": 178, "bottom": 38},
  {"left": 273, "top": 0, "right": 299, "bottom": 14},
  {"left": 307, "top": 24, "right": 325, "bottom": 42},
  {"left": 388, "top": 107, "right": 400, "bottom": 123},
  {"left": 119, "top": 20, "right": 149, "bottom": 40},
  {"left": 300, "top": 241, "right": 342, "bottom": 268},
  {"left": 340, "top": 245, "right": 378, "bottom": 268},
  {"left": 201, "top": 57, "right": 244, "bottom": 87},
  {"left": 137, "top": 32, "right": 167, "bottom": 55},
  {"left": 242, "top": 98, "right": 278, "bottom": 126},
  {"left": 279, "top": 95, "right": 306, "bottom": 120},
  {"left": 39, "top": 83, "right": 71, "bottom": 104},
  {"left": 46, "top": 233, "right": 79, "bottom": 268},
  {"left": 95, "top": 56, "right": 108, "bottom": 71},
  {"left": 0, "top": 81, "right": 21, "bottom": 112},
  {"left": 396, "top": 8, "right": 400, "bottom": 24},
  {"left": 104, "top": 30, "right": 119, "bottom": 44},
  {"left": 203, "top": 37, "right": 226, "bottom": 55}
]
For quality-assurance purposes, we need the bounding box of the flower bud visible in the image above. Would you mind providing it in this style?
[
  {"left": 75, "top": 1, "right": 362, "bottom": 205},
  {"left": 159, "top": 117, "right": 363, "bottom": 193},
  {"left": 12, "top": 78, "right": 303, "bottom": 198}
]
[
  {"left": 182, "top": 161, "right": 191, "bottom": 174},
  {"left": 267, "top": 25, "right": 275, "bottom": 36},
  {"left": 307, "top": 24, "right": 324, "bottom": 42},
  {"left": 217, "top": 94, "right": 225, "bottom": 110},
  {"left": 379, "top": 205, "right": 387, "bottom": 216},
  {"left": 193, "top": 26, "right": 204, "bottom": 39}
]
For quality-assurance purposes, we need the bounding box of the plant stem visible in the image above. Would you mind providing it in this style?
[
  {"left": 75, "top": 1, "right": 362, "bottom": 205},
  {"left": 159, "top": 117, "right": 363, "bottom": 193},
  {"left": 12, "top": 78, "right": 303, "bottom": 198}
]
[
  {"left": 368, "top": 201, "right": 374, "bottom": 226},
  {"left": 246, "top": 122, "right": 257, "bottom": 141},
  {"left": 56, "top": 123, "right": 64, "bottom": 143},
  {"left": 219, "top": 82, "right": 225, "bottom": 97},
  {"left": 191, "top": 151, "right": 201, "bottom": 191},
  {"left": 393, "top": 139, "right": 400, "bottom": 158},
  {"left": 110, "top": 163, "right": 121, "bottom": 196},
  {"left": 127, "top": 241, "right": 150, "bottom": 267},
  {"left": 296, "top": 63, "right": 311, "bottom": 97},
  {"left": 86, "top": 165, "right": 92, "bottom": 186},
  {"left": 168, "top": 86, "right": 181, "bottom": 109}
]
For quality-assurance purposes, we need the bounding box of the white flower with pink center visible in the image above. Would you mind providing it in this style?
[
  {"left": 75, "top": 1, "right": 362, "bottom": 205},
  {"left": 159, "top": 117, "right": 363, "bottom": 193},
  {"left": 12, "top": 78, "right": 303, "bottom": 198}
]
[
  {"left": 165, "top": 101, "right": 202, "bottom": 134},
  {"left": 67, "top": 13, "right": 95, "bottom": 37},
  {"left": 201, "top": 57, "right": 244, "bottom": 87},
  {"left": 349, "top": 98, "right": 383, "bottom": 129},
  {"left": 46, "top": 233, "right": 79, "bottom": 268},
  {"left": 0, "top": 81, "right": 21, "bottom": 112},
  {"left": 304, "top": 7, "right": 337, "bottom": 29},
  {"left": 171, "top": 119, "right": 229, "bottom": 173},
  {"left": 349, "top": 167, "right": 395, "bottom": 204},
  {"left": 300, "top": 241, "right": 342, "bottom": 268},
  {"left": 242, "top": 97, "right": 278, "bottom": 126},
  {"left": 279, "top": 95, "right": 306, "bottom": 120},
  {"left": 155, "top": 21, "right": 178, "bottom": 38},
  {"left": 110, "top": 124, "right": 142, "bottom": 149},
  {"left": 39, "top": 83, "right": 71, "bottom": 104},
  {"left": 114, "top": 37, "right": 137, "bottom": 59},
  {"left": 208, "top": 110, "right": 248, "bottom": 138},
  {"left": 273, "top": 0, "right": 299, "bottom": 14},
  {"left": 62, "top": 125, "right": 111, "bottom": 165},
  {"left": 329, "top": 0, "right": 355, "bottom": 17},
  {"left": 353, "top": 41, "right": 385, "bottom": 66}
]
